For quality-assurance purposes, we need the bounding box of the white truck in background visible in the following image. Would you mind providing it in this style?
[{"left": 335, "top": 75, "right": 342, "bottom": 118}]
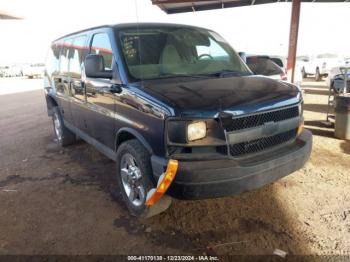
[{"left": 301, "top": 54, "right": 345, "bottom": 81}]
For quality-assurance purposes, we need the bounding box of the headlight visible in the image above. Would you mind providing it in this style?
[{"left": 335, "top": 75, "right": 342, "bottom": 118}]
[{"left": 187, "top": 121, "right": 206, "bottom": 142}]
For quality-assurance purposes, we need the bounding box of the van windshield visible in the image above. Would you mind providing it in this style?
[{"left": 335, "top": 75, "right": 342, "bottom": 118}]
[{"left": 117, "top": 26, "right": 251, "bottom": 82}]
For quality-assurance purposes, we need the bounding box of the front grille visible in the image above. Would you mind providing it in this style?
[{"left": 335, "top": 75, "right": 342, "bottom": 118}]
[
  {"left": 229, "top": 129, "right": 297, "bottom": 157},
  {"left": 222, "top": 106, "right": 299, "bottom": 132}
]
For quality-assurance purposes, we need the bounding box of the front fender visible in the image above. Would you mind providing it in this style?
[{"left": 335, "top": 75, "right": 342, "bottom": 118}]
[{"left": 115, "top": 127, "right": 153, "bottom": 154}]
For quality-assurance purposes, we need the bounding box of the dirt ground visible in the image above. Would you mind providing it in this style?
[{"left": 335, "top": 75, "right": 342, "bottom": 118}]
[{"left": 0, "top": 77, "right": 349, "bottom": 256}]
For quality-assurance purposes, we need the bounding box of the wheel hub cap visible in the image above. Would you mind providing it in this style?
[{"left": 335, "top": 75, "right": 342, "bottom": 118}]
[
  {"left": 53, "top": 113, "right": 62, "bottom": 141},
  {"left": 120, "top": 153, "right": 145, "bottom": 207}
]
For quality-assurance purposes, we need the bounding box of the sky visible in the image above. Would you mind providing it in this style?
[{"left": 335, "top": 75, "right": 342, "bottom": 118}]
[{"left": 0, "top": 0, "right": 349, "bottom": 65}]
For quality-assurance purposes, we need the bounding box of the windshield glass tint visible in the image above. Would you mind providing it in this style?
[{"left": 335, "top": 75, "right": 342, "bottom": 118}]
[
  {"left": 246, "top": 57, "right": 283, "bottom": 76},
  {"left": 117, "top": 26, "right": 251, "bottom": 81}
]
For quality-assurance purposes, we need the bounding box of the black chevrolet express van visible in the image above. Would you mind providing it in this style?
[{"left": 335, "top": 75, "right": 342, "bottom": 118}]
[{"left": 44, "top": 23, "right": 312, "bottom": 217}]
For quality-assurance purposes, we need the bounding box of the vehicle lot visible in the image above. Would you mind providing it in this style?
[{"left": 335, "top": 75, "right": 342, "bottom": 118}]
[{"left": 0, "top": 78, "right": 349, "bottom": 255}]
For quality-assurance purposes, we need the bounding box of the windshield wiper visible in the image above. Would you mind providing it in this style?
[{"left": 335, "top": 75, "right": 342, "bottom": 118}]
[
  {"left": 201, "top": 70, "right": 250, "bottom": 78},
  {"left": 143, "top": 71, "right": 250, "bottom": 81},
  {"left": 149, "top": 73, "right": 209, "bottom": 80}
]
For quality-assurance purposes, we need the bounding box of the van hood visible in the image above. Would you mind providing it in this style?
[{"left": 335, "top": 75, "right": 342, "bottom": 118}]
[{"left": 139, "top": 76, "right": 301, "bottom": 117}]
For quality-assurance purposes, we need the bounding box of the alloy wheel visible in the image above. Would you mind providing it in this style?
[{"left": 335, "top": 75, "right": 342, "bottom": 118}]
[{"left": 120, "top": 153, "right": 146, "bottom": 207}]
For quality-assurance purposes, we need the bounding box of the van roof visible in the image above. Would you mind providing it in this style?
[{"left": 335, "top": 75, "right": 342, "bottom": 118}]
[{"left": 53, "top": 22, "right": 206, "bottom": 43}]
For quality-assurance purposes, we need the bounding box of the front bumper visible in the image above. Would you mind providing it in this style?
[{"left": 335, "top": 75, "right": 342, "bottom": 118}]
[{"left": 152, "top": 130, "right": 312, "bottom": 200}]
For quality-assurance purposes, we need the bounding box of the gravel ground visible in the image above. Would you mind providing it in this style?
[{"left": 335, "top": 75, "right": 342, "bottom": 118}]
[{"left": 0, "top": 77, "right": 349, "bottom": 256}]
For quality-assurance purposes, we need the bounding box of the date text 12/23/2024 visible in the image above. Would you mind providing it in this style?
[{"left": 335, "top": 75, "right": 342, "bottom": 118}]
[{"left": 127, "top": 256, "right": 219, "bottom": 261}]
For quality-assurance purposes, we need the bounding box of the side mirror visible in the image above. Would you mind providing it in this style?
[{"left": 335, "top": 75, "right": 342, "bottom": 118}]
[{"left": 84, "top": 54, "right": 113, "bottom": 79}]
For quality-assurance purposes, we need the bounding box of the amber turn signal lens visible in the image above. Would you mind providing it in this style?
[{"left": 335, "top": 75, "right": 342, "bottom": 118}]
[
  {"left": 297, "top": 121, "right": 304, "bottom": 136},
  {"left": 145, "top": 159, "right": 178, "bottom": 206}
]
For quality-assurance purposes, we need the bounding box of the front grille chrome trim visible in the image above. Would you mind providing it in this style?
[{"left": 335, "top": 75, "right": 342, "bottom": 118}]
[{"left": 222, "top": 105, "right": 300, "bottom": 132}]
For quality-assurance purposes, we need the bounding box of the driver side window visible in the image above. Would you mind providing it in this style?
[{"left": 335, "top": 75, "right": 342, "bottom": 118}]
[{"left": 90, "top": 33, "right": 113, "bottom": 70}]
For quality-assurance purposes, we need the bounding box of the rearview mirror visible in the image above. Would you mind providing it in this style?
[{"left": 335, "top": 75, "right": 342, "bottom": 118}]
[{"left": 84, "top": 54, "right": 113, "bottom": 79}]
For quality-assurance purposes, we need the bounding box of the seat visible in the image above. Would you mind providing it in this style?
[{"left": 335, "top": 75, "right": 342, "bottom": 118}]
[{"left": 160, "top": 44, "right": 182, "bottom": 65}]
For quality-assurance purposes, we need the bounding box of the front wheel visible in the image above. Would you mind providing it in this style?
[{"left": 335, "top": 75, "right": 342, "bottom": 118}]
[{"left": 115, "top": 139, "right": 172, "bottom": 218}]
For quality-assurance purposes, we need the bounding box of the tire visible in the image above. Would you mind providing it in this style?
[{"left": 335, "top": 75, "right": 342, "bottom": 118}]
[
  {"left": 52, "top": 107, "right": 76, "bottom": 147},
  {"left": 115, "top": 139, "right": 172, "bottom": 218},
  {"left": 315, "top": 68, "right": 321, "bottom": 81}
]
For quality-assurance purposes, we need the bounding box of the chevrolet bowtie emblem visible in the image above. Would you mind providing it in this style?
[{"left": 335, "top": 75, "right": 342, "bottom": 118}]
[{"left": 262, "top": 121, "right": 278, "bottom": 135}]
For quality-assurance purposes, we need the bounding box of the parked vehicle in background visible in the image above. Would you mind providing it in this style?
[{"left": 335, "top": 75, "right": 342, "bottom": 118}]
[
  {"left": 301, "top": 54, "right": 345, "bottom": 81},
  {"left": 246, "top": 55, "right": 287, "bottom": 80},
  {"left": 0, "top": 67, "right": 7, "bottom": 77},
  {"left": 23, "top": 63, "right": 45, "bottom": 78},
  {"left": 0, "top": 66, "right": 22, "bottom": 77},
  {"left": 0, "top": 66, "right": 14, "bottom": 77},
  {"left": 44, "top": 23, "right": 311, "bottom": 218},
  {"left": 10, "top": 65, "right": 23, "bottom": 77},
  {"left": 270, "top": 56, "right": 287, "bottom": 70},
  {"left": 326, "top": 60, "right": 350, "bottom": 93},
  {"left": 296, "top": 56, "right": 309, "bottom": 75}
]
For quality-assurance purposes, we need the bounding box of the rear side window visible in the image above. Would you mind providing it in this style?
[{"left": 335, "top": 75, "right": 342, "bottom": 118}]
[
  {"left": 69, "top": 35, "right": 88, "bottom": 78},
  {"left": 60, "top": 38, "right": 73, "bottom": 74},
  {"left": 46, "top": 43, "right": 61, "bottom": 75},
  {"left": 246, "top": 57, "right": 283, "bottom": 76},
  {"left": 90, "top": 33, "right": 113, "bottom": 70}
]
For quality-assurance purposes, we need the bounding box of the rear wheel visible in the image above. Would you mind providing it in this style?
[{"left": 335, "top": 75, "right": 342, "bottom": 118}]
[
  {"left": 116, "top": 139, "right": 172, "bottom": 218},
  {"left": 301, "top": 67, "right": 307, "bottom": 79},
  {"left": 315, "top": 68, "right": 322, "bottom": 81},
  {"left": 52, "top": 107, "right": 76, "bottom": 147}
]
